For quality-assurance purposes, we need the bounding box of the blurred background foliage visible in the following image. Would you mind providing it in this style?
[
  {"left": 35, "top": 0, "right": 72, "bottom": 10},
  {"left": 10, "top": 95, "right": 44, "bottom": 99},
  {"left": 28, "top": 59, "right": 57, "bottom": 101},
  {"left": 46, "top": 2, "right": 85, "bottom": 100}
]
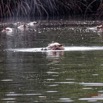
[{"left": 0, "top": 0, "right": 103, "bottom": 19}]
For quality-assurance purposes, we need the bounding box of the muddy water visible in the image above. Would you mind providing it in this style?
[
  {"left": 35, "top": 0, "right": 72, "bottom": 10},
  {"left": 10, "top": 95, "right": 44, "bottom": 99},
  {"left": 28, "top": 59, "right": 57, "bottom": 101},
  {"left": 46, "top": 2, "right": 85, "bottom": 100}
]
[{"left": 0, "top": 20, "right": 103, "bottom": 103}]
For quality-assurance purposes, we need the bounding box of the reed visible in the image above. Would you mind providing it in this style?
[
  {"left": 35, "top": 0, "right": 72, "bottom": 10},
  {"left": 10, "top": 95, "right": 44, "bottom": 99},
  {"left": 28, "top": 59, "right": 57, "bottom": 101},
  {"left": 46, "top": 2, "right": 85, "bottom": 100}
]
[{"left": 0, "top": 0, "right": 102, "bottom": 19}]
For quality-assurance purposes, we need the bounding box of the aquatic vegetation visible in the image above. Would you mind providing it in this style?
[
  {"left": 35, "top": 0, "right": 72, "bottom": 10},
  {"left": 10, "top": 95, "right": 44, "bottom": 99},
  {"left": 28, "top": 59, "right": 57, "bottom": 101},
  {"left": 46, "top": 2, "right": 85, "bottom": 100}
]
[{"left": 0, "top": 0, "right": 102, "bottom": 19}]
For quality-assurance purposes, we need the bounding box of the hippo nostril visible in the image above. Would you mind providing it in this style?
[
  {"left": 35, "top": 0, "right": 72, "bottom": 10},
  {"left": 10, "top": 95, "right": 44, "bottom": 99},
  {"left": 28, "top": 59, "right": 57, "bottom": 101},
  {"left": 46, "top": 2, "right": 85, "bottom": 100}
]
[{"left": 41, "top": 48, "right": 47, "bottom": 50}]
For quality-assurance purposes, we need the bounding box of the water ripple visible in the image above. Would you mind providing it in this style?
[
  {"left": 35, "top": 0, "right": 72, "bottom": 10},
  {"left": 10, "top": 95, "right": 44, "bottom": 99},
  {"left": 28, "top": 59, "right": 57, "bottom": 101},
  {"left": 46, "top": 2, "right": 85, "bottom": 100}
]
[
  {"left": 59, "top": 98, "right": 74, "bottom": 102},
  {"left": 48, "top": 84, "right": 58, "bottom": 87},
  {"left": 1, "top": 79, "right": 13, "bottom": 82},
  {"left": 55, "top": 82, "right": 75, "bottom": 84},
  {"left": 46, "top": 71, "right": 59, "bottom": 74},
  {"left": 6, "top": 93, "right": 42, "bottom": 96},
  {"left": 46, "top": 91, "right": 58, "bottom": 93},
  {"left": 80, "top": 82, "right": 103, "bottom": 86},
  {"left": 79, "top": 98, "right": 103, "bottom": 101},
  {"left": 2, "top": 98, "right": 16, "bottom": 101}
]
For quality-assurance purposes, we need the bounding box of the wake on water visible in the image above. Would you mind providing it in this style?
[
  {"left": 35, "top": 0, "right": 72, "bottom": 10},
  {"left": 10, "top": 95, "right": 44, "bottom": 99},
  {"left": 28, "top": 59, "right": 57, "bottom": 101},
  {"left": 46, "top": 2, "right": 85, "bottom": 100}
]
[{"left": 6, "top": 46, "right": 103, "bottom": 52}]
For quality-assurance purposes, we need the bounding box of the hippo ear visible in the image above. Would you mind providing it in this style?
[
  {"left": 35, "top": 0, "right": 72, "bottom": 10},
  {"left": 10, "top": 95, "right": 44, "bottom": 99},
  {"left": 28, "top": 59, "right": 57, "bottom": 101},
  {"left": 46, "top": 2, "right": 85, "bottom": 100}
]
[{"left": 1, "top": 29, "right": 5, "bottom": 32}]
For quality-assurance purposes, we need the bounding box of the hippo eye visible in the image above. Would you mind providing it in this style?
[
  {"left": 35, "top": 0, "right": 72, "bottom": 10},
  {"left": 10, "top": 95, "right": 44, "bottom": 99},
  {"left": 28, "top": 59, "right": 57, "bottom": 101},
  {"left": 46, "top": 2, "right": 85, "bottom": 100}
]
[
  {"left": 34, "top": 22, "right": 37, "bottom": 24},
  {"left": 59, "top": 44, "right": 62, "bottom": 47},
  {"left": 6, "top": 29, "right": 10, "bottom": 31}
]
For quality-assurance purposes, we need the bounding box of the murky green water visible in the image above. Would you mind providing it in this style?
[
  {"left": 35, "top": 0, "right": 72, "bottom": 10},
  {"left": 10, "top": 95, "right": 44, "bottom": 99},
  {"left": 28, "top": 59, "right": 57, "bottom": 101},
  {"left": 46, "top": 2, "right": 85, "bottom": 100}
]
[{"left": 0, "top": 20, "right": 103, "bottom": 103}]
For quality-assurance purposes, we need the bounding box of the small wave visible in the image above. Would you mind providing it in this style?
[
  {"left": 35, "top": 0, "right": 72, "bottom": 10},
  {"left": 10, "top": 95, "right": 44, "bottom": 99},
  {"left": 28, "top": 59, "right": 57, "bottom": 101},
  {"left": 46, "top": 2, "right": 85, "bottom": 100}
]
[{"left": 6, "top": 46, "right": 103, "bottom": 52}]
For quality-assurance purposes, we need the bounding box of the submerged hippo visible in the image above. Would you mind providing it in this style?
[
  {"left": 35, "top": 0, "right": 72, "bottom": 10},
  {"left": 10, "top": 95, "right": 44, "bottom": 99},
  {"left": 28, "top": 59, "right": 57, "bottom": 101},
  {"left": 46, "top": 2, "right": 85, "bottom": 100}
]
[
  {"left": 41, "top": 42, "right": 64, "bottom": 50},
  {"left": 47, "top": 42, "right": 64, "bottom": 50}
]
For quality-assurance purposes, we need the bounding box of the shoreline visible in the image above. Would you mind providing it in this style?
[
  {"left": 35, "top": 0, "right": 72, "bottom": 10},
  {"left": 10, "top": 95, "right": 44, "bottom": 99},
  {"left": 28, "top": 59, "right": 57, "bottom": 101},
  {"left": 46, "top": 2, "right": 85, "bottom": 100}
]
[{"left": 0, "top": 20, "right": 102, "bottom": 29}]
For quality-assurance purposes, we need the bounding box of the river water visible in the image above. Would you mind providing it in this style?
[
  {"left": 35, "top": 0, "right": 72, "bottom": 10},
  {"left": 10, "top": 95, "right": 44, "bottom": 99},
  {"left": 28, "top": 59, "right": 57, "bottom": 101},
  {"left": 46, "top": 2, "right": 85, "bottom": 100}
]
[{"left": 0, "top": 20, "right": 103, "bottom": 103}]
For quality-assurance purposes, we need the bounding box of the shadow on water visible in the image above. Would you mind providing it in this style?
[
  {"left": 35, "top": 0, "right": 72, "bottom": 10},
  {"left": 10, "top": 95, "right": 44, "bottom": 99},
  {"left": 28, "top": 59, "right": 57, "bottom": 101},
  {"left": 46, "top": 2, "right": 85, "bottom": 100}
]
[{"left": 0, "top": 20, "right": 103, "bottom": 102}]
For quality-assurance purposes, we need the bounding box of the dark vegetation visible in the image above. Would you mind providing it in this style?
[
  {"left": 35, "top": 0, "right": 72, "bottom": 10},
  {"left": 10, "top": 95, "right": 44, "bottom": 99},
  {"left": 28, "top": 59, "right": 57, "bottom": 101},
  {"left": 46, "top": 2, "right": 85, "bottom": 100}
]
[{"left": 0, "top": 0, "right": 103, "bottom": 19}]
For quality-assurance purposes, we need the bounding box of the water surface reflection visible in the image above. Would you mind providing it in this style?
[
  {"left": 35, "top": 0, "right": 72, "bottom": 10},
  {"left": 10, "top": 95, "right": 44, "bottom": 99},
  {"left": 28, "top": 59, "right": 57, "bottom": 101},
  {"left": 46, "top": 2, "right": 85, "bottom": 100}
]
[{"left": 0, "top": 20, "right": 103, "bottom": 103}]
